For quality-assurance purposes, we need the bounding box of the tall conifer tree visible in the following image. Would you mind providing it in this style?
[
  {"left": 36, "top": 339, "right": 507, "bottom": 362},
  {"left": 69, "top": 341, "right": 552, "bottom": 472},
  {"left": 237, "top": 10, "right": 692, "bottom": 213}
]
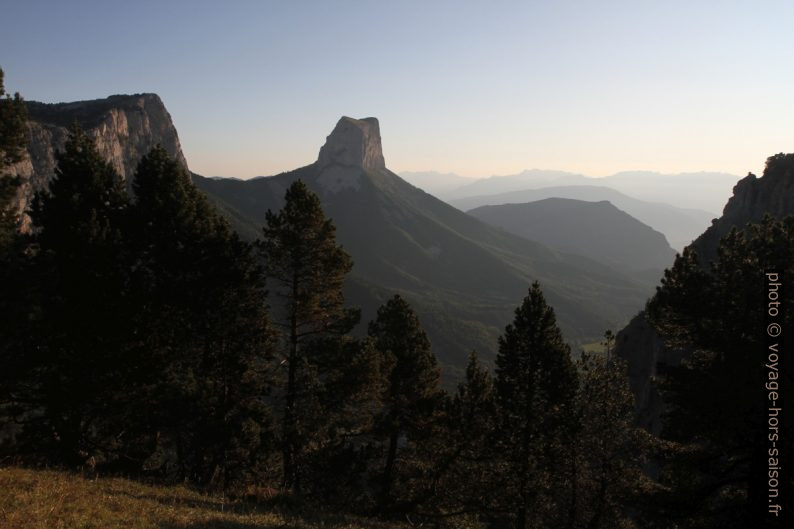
[
  {"left": 127, "top": 146, "right": 273, "bottom": 488},
  {"left": 25, "top": 127, "right": 129, "bottom": 465},
  {"left": 0, "top": 67, "right": 28, "bottom": 247},
  {"left": 367, "top": 294, "right": 441, "bottom": 507},
  {"left": 566, "top": 333, "right": 650, "bottom": 529},
  {"left": 259, "top": 179, "right": 362, "bottom": 494},
  {"left": 494, "top": 281, "right": 578, "bottom": 529},
  {"left": 0, "top": 67, "right": 30, "bottom": 423},
  {"left": 429, "top": 352, "right": 500, "bottom": 522},
  {"left": 647, "top": 215, "right": 794, "bottom": 527}
]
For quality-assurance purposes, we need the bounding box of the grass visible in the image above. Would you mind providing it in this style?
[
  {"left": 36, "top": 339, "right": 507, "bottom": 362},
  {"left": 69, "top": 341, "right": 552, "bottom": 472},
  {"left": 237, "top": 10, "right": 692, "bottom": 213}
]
[
  {"left": 0, "top": 466, "right": 407, "bottom": 529},
  {"left": 578, "top": 341, "right": 607, "bottom": 354}
]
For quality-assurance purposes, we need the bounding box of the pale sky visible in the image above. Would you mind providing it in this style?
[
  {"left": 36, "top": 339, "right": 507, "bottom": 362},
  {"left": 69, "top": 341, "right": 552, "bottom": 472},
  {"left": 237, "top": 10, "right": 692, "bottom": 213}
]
[{"left": 2, "top": 0, "right": 792, "bottom": 178}]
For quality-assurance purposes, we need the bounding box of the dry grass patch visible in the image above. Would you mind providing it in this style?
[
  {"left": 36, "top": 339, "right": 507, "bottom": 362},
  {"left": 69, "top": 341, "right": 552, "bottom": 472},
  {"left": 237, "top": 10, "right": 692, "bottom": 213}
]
[{"left": 0, "top": 466, "right": 405, "bottom": 529}]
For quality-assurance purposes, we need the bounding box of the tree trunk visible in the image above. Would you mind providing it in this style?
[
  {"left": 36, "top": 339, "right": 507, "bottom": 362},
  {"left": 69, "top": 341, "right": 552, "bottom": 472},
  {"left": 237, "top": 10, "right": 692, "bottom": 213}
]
[
  {"left": 282, "top": 272, "right": 300, "bottom": 493},
  {"left": 381, "top": 429, "right": 399, "bottom": 506}
]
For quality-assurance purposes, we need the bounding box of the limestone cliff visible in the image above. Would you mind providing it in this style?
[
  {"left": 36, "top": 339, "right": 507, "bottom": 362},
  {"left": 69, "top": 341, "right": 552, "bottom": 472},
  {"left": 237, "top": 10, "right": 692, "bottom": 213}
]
[
  {"left": 617, "top": 153, "right": 794, "bottom": 434},
  {"left": 315, "top": 117, "right": 386, "bottom": 194},
  {"left": 317, "top": 116, "right": 385, "bottom": 171},
  {"left": 4, "top": 93, "right": 187, "bottom": 227}
]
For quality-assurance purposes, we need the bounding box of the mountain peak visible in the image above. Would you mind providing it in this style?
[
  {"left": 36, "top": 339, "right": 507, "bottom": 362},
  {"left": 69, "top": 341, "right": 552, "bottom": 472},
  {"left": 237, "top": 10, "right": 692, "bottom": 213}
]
[{"left": 317, "top": 116, "right": 385, "bottom": 171}]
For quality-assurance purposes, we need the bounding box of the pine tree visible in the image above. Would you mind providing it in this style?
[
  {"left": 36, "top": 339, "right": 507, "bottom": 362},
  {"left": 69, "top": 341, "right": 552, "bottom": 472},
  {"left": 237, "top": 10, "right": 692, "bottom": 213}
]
[
  {"left": 367, "top": 294, "right": 442, "bottom": 508},
  {"left": 428, "top": 351, "right": 500, "bottom": 523},
  {"left": 566, "top": 332, "right": 651, "bottom": 529},
  {"left": 494, "top": 281, "right": 578, "bottom": 529},
  {"left": 0, "top": 67, "right": 29, "bottom": 247},
  {"left": 23, "top": 127, "right": 130, "bottom": 465},
  {"left": 646, "top": 216, "right": 794, "bottom": 527},
  {"left": 259, "top": 179, "right": 363, "bottom": 494},
  {"left": 127, "top": 146, "right": 273, "bottom": 488},
  {"left": 0, "top": 67, "right": 30, "bottom": 428}
]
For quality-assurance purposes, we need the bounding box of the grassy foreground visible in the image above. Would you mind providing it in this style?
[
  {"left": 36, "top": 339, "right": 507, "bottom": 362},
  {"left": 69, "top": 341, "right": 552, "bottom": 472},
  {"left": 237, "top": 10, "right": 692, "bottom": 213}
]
[{"left": 0, "top": 466, "right": 405, "bottom": 529}]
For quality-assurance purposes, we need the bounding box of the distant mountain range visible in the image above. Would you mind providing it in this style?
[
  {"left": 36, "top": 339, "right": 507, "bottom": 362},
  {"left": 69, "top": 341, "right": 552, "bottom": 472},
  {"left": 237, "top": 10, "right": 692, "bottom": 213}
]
[
  {"left": 468, "top": 198, "right": 676, "bottom": 281},
  {"left": 401, "top": 168, "right": 738, "bottom": 216},
  {"left": 450, "top": 185, "right": 715, "bottom": 251}
]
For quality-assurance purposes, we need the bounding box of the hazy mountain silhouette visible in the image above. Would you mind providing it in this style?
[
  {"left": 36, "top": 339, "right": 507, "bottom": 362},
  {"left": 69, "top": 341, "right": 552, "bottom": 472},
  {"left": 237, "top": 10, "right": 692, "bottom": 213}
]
[
  {"left": 427, "top": 169, "right": 738, "bottom": 213},
  {"left": 441, "top": 169, "right": 592, "bottom": 200},
  {"left": 468, "top": 198, "right": 676, "bottom": 279},
  {"left": 451, "top": 185, "right": 714, "bottom": 250}
]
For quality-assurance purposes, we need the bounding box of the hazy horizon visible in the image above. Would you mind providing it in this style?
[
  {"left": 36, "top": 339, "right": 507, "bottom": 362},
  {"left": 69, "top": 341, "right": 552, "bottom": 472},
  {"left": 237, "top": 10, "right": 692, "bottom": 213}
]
[{"left": 2, "top": 1, "right": 792, "bottom": 180}]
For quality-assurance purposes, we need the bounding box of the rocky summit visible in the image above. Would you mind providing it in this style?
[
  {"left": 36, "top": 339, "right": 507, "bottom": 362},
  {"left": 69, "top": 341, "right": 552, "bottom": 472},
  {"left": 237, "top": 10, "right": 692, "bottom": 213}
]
[
  {"left": 317, "top": 116, "right": 385, "bottom": 171},
  {"left": 315, "top": 117, "right": 386, "bottom": 194},
  {"left": 690, "top": 153, "right": 794, "bottom": 265}
]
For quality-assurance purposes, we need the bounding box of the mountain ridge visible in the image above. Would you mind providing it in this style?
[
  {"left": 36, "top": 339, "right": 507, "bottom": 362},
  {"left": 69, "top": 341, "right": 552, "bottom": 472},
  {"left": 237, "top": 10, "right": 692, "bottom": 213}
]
[
  {"left": 405, "top": 168, "right": 739, "bottom": 213},
  {"left": 450, "top": 184, "right": 715, "bottom": 250},
  {"left": 468, "top": 197, "right": 676, "bottom": 276}
]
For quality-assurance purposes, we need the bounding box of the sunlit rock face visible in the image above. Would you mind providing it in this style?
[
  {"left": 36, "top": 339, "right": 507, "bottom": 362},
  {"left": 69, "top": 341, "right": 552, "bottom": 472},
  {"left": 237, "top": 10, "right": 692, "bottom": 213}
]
[
  {"left": 3, "top": 93, "right": 187, "bottom": 228},
  {"left": 315, "top": 116, "right": 385, "bottom": 193},
  {"left": 317, "top": 116, "right": 385, "bottom": 171}
]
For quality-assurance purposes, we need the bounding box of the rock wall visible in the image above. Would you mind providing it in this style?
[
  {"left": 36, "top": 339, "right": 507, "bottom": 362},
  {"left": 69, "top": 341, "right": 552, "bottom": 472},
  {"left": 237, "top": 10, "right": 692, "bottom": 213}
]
[{"left": 3, "top": 93, "right": 187, "bottom": 228}]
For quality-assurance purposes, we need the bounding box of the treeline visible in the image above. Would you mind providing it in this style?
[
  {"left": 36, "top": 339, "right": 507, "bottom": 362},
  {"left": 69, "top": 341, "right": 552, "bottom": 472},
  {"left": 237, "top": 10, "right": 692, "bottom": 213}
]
[{"left": 0, "top": 123, "right": 650, "bottom": 527}]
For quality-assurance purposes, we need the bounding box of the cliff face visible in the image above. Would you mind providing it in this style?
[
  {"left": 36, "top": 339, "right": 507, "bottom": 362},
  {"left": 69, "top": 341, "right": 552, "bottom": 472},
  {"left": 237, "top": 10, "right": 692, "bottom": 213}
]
[
  {"left": 691, "top": 154, "right": 794, "bottom": 264},
  {"left": 4, "top": 93, "right": 187, "bottom": 227},
  {"left": 314, "top": 116, "right": 387, "bottom": 194},
  {"left": 617, "top": 153, "right": 794, "bottom": 434},
  {"left": 614, "top": 313, "right": 689, "bottom": 434}
]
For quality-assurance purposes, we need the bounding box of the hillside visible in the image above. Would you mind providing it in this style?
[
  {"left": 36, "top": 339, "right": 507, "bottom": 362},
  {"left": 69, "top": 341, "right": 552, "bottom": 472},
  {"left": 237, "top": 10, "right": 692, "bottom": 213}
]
[
  {"left": 0, "top": 467, "right": 404, "bottom": 529},
  {"left": 450, "top": 184, "right": 715, "bottom": 251},
  {"left": 195, "top": 117, "right": 654, "bottom": 377},
  {"left": 468, "top": 198, "right": 676, "bottom": 276}
]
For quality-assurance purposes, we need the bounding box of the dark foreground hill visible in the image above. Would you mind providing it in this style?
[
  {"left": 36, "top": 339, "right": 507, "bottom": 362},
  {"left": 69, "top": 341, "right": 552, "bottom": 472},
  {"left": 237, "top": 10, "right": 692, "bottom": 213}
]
[
  {"left": 468, "top": 198, "right": 676, "bottom": 278},
  {"left": 194, "top": 117, "right": 654, "bottom": 377}
]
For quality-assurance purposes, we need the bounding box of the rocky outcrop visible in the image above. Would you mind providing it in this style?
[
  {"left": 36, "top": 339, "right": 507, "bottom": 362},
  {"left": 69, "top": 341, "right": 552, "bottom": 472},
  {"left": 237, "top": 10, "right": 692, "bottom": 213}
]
[
  {"left": 3, "top": 93, "right": 187, "bottom": 227},
  {"left": 617, "top": 153, "right": 794, "bottom": 434},
  {"left": 317, "top": 116, "right": 385, "bottom": 171},
  {"left": 315, "top": 117, "right": 385, "bottom": 193},
  {"left": 690, "top": 154, "right": 794, "bottom": 265}
]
